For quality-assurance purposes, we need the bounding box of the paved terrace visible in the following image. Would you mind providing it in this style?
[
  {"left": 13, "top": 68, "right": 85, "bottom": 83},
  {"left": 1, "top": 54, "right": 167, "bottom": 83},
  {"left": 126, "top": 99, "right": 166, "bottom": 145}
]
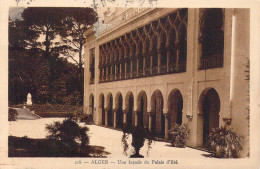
[{"left": 9, "top": 117, "right": 211, "bottom": 158}]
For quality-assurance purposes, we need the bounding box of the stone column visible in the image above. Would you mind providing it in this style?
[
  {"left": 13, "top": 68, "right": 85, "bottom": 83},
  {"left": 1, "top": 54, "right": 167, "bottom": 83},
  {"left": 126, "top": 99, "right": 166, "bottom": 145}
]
[
  {"left": 158, "top": 52, "right": 162, "bottom": 74},
  {"left": 110, "top": 65, "right": 113, "bottom": 80},
  {"left": 150, "top": 54, "right": 153, "bottom": 74},
  {"left": 167, "top": 50, "right": 171, "bottom": 72},
  {"left": 125, "top": 61, "right": 127, "bottom": 78},
  {"left": 105, "top": 108, "right": 108, "bottom": 126},
  {"left": 134, "top": 111, "right": 138, "bottom": 127},
  {"left": 120, "top": 63, "right": 122, "bottom": 79},
  {"left": 143, "top": 55, "right": 146, "bottom": 76},
  {"left": 130, "top": 60, "right": 133, "bottom": 78},
  {"left": 106, "top": 67, "right": 108, "bottom": 81},
  {"left": 114, "top": 65, "right": 117, "bottom": 80},
  {"left": 175, "top": 43, "right": 180, "bottom": 71},
  {"left": 123, "top": 110, "right": 127, "bottom": 124},
  {"left": 164, "top": 113, "right": 170, "bottom": 140},
  {"left": 113, "top": 109, "right": 117, "bottom": 128},
  {"left": 136, "top": 58, "right": 139, "bottom": 77}
]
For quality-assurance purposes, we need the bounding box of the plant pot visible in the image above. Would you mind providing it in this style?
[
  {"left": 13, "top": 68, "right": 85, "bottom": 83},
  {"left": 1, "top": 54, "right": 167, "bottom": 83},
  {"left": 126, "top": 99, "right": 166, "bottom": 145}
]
[{"left": 130, "top": 148, "right": 144, "bottom": 158}]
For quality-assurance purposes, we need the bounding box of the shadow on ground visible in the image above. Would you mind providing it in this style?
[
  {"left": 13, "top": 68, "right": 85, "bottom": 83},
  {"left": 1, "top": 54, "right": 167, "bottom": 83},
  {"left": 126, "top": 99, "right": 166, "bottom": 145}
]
[{"left": 8, "top": 136, "right": 110, "bottom": 157}]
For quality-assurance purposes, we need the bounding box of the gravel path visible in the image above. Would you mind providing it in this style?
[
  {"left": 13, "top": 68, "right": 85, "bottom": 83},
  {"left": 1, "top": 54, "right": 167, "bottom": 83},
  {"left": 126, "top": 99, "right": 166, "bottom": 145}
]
[{"left": 13, "top": 108, "right": 41, "bottom": 120}]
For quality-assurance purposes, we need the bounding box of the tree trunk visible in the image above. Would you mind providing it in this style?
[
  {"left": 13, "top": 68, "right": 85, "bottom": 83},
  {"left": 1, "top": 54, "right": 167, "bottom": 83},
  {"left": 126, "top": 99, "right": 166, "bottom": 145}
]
[{"left": 78, "top": 43, "right": 83, "bottom": 93}]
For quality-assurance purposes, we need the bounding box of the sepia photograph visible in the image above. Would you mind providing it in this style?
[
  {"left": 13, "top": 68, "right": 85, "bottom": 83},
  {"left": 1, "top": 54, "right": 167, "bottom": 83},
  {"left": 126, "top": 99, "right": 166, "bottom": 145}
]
[{"left": 1, "top": 0, "right": 260, "bottom": 168}]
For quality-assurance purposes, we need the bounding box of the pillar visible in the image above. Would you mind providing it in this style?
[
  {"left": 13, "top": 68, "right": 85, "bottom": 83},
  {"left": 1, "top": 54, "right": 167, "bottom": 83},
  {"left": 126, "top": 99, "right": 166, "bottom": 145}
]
[
  {"left": 134, "top": 111, "right": 138, "bottom": 127},
  {"left": 120, "top": 63, "right": 122, "bottom": 79},
  {"left": 110, "top": 65, "right": 113, "bottom": 80},
  {"left": 148, "top": 112, "right": 154, "bottom": 131},
  {"left": 176, "top": 43, "right": 180, "bottom": 71},
  {"left": 125, "top": 61, "right": 127, "bottom": 78},
  {"left": 150, "top": 54, "right": 153, "bottom": 74},
  {"left": 113, "top": 109, "right": 117, "bottom": 128},
  {"left": 105, "top": 108, "right": 108, "bottom": 126},
  {"left": 143, "top": 55, "right": 146, "bottom": 76},
  {"left": 114, "top": 65, "right": 117, "bottom": 80},
  {"left": 130, "top": 60, "right": 133, "bottom": 78},
  {"left": 158, "top": 52, "right": 162, "bottom": 74},
  {"left": 123, "top": 110, "right": 127, "bottom": 124},
  {"left": 136, "top": 58, "right": 139, "bottom": 77},
  {"left": 167, "top": 50, "right": 171, "bottom": 72},
  {"left": 164, "top": 113, "right": 170, "bottom": 140}
]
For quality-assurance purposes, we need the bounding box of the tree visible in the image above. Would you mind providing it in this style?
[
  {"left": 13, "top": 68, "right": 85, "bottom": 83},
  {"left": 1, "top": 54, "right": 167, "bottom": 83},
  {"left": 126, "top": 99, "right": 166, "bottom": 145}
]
[
  {"left": 59, "top": 8, "right": 98, "bottom": 92},
  {"left": 21, "top": 7, "right": 65, "bottom": 59},
  {"left": 8, "top": 18, "right": 40, "bottom": 104},
  {"left": 46, "top": 117, "right": 89, "bottom": 153}
]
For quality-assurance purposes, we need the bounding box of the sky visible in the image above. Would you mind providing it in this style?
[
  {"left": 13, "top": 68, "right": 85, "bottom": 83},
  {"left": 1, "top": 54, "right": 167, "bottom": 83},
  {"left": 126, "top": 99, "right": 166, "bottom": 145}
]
[{"left": 9, "top": 7, "right": 25, "bottom": 20}]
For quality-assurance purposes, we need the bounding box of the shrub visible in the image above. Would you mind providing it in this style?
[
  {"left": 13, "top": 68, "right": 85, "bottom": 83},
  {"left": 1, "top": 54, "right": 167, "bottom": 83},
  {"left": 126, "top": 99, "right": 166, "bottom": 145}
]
[
  {"left": 46, "top": 117, "right": 89, "bottom": 154},
  {"left": 168, "top": 123, "right": 189, "bottom": 148},
  {"left": 72, "top": 108, "right": 93, "bottom": 125},
  {"left": 63, "top": 91, "right": 83, "bottom": 105},
  {"left": 28, "top": 104, "right": 82, "bottom": 118},
  {"left": 208, "top": 127, "right": 243, "bottom": 158},
  {"left": 8, "top": 108, "right": 18, "bottom": 121}
]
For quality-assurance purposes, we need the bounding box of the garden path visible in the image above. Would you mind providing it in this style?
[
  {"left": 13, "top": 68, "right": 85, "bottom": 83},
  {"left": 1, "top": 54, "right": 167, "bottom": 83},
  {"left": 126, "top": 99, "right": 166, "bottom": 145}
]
[{"left": 9, "top": 118, "right": 211, "bottom": 158}]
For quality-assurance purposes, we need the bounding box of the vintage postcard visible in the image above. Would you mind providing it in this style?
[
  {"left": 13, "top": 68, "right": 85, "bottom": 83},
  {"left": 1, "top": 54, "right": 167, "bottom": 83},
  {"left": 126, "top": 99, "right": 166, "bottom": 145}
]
[{"left": 0, "top": 0, "right": 259, "bottom": 169}]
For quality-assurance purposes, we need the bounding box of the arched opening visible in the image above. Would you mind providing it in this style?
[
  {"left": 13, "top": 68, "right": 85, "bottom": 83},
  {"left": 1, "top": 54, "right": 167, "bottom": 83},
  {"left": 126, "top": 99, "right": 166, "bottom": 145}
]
[
  {"left": 168, "top": 89, "right": 183, "bottom": 129},
  {"left": 89, "top": 93, "right": 94, "bottom": 115},
  {"left": 99, "top": 93, "right": 105, "bottom": 125},
  {"left": 151, "top": 90, "right": 165, "bottom": 137},
  {"left": 107, "top": 93, "right": 113, "bottom": 127},
  {"left": 115, "top": 92, "right": 123, "bottom": 129},
  {"left": 199, "top": 88, "right": 220, "bottom": 146},
  {"left": 137, "top": 91, "right": 148, "bottom": 128},
  {"left": 125, "top": 91, "right": 134, "bottom": 129}
]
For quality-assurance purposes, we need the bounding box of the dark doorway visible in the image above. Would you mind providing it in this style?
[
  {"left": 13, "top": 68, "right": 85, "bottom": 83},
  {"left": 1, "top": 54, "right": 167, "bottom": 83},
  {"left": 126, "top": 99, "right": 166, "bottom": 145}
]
[
  {"left": 151, "top": 90, "right": 165, "bottom": 137},
  {"left": 116, "top": 94, "right": 123, "bottom": 129},
  {"left": 127, "top": 94, "right": 134, "bottom": 129},
  {"left": 108, "top": 94, "right": 113, "bottom": 127},
  {"left": 101, "top": 94, "right": 105, "bottom": 125},
  {"left": 201, "top": 88, "right": 220, "bottom": 146},
  {"left": 168, "top": 89, "right": 183, "bottom": 129}
]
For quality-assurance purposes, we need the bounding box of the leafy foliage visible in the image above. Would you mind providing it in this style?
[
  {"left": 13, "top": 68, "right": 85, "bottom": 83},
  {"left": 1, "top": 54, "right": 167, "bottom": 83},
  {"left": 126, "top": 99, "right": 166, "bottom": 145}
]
[
  {"left": 168, "top": 123, "right": 189, "bottom": 148},
  {"left": 208, "top": 127, "right": 243, "bottom": 158},
  {"left": 9, "top": 8, "right": 97, "bottom": 105},
  {"left": 122, "top": 124, "right": 153, "bottom": 157},
  {"left": 8, "top": 108, "right": 18, "bottom": 121},
  {"left": 46, "top": 117, "right": 89, "bottom": 153}
]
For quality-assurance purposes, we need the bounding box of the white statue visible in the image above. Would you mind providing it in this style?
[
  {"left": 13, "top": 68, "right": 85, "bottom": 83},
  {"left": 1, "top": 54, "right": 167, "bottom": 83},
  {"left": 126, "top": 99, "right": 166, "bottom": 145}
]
[{"left": 27, "top": 93, "right": 32, "bottom": 105}]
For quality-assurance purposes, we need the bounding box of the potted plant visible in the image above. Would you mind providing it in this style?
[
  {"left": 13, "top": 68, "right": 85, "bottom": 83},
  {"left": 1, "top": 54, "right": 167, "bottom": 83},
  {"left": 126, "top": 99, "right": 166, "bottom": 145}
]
[
  {"left": 208, "top": 126, "right": 243, "bottom": 158},
  {"left": 168, "top": 123, "right": 189, "bottom": 148},
  {"left": 122, "top": 124, "right": 153, "bottom": 158}
]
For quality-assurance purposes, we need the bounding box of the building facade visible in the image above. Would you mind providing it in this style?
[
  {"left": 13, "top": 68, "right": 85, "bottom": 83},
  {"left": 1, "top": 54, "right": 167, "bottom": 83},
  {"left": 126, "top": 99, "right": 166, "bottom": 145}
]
[{"left": 84, "top": 8, "right": 250, "bottom": 157}]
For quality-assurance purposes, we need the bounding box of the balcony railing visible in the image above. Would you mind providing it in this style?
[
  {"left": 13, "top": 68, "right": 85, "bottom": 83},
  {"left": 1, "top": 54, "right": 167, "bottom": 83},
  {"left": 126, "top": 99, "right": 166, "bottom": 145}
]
[
  {"left": 126, "top": 72, "right": 131, "bottom": 79},
  {"left": 151, "top": 66, "right": 158, "bottom": 75},
  {"left": 138, "top": 69, "right": 143, "bottom": 77},
  {"left": 199, "top": 54, "right": 223, "bottom": 70},
  {"left": 144, "top": 67, "right": 150, "bottom": 76},
  {"left": 120, "top": 72, "right": 125, "bottom": 79},
  {"left": 132, "top": 70, "right": 137, "bottom": 78},
  {"left": 159, "top": 65, "right": 167, "bottom": 74},
  {"left": 98, "top": 61, "right": 187, "bottom": 83}
]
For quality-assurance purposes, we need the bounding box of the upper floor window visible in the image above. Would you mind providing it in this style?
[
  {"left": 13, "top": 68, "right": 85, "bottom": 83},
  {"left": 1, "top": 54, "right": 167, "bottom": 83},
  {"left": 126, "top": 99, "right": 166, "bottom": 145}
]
[
  {"left": 89, "top": 48, "right": 95, "bottom": 84},
  {"left": 199, "top": 9, "right": 224, "bottom": 70}
]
